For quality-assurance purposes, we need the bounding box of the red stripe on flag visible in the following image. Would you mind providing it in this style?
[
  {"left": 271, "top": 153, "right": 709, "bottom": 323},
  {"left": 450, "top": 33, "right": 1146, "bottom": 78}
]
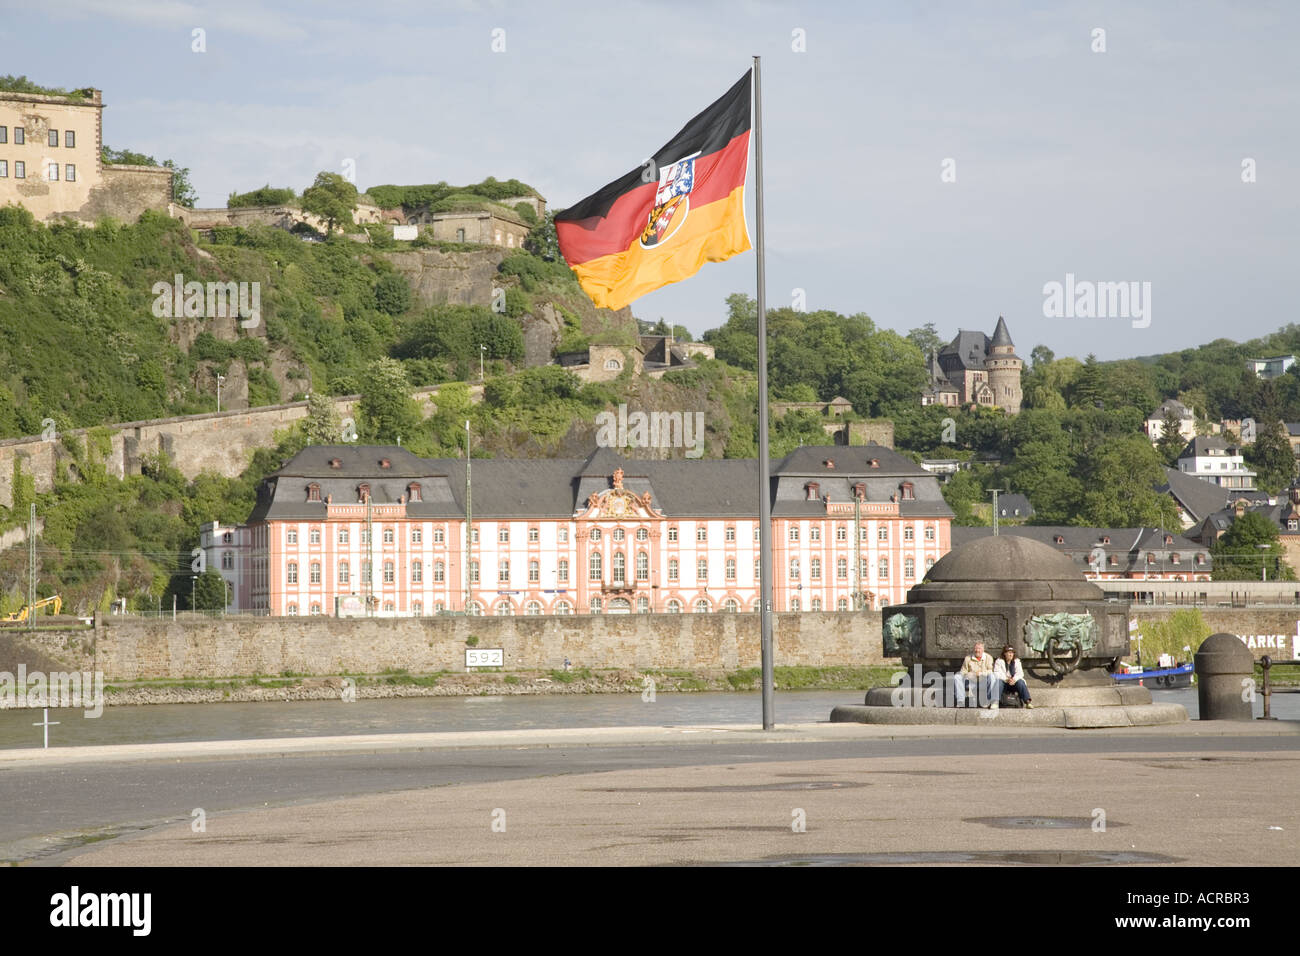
[{"left": 558, "top": 130, "right": 750, "bottom": 266}]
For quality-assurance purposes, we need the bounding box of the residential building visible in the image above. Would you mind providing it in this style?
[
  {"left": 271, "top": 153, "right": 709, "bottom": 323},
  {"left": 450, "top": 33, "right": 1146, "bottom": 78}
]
[
  {"left": 214, "top": 443, "right": 953, "bottom": 616},
  {"left": 1175, "top": 436, "right": 1256, "bottom": 491},
  {"left": 1246, "top": 355, "right": 1296, "bottom": 380},
  {"left": 1144, "top": 399, "right": 1198, "bottom": 443},
  {"left": 199, "top": 520, "right": 254, "bottom": 610}
]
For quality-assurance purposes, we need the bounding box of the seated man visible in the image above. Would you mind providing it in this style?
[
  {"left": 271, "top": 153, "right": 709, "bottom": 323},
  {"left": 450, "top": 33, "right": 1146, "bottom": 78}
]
[
  {"left": 993, "top": 644, "right": 1033, "bottom": 709},
  {"left": 953, "top": 641, "right": 996, "bottom": 708}
]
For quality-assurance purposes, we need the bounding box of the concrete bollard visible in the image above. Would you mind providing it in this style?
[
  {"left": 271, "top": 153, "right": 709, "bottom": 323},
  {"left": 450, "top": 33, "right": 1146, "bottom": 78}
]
[{"left": 1194, "top": 633, "right": 1255, "bottom": 721}]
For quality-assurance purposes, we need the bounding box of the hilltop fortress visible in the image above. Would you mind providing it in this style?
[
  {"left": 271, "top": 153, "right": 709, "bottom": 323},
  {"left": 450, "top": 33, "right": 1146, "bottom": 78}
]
[{"left": 0, "top": 87, "right": 173, "bottom": 223}]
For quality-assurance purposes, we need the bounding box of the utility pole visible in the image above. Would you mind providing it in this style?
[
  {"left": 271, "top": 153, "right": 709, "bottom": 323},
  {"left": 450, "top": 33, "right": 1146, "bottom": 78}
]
[
  {"left": 465, "top": 419, "right": 473, "bottom": 614},
  {"left": 366, "top": 491, "right": 374, "bottom": 615},
  {"left": 988, "top": 488, "right": 1003, "bottom": 536}
]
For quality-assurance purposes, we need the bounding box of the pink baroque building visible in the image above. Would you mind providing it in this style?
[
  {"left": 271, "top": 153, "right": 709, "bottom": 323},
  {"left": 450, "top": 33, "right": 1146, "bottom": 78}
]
[{"left": 205, "top": 443, "right": 954, "bottom": 616}]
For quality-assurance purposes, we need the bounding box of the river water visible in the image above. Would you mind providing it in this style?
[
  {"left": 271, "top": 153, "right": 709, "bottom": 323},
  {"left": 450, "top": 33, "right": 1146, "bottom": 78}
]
[{"left": 0, "top": 687, "right": 1295, "bottom": 751}]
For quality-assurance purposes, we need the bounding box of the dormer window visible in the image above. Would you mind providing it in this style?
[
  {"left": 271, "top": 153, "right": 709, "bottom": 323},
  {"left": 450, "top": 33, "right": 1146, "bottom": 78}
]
[
  {"left": 307, "top": 483, "right": 321, "bottom": 502},
  {"left": 1196, "top": 554, "right": 1206, "bottom": 564},
  {"left": 1147, "top": 553, "right": 1156, "bottom": 564},
  {"left": 806, "top": 482, "right": 820, "bottom": 501},
  {"left": 900, "top": 482, "right": 914, "bottom": 500},
  {"left": 408, "top": 483, "right": 422, "bottom": 503},
  {"left": 869, "top": 458, "right": 880, "bottom": 468},
  {"left": 330, "top": 458, "right": 342, "bottom": 469},
  {"left": 1054, "top": 535, "right": 1064, "bottom": 544},
  {"left": 1164, "top": 534, "right": 1173, "bottom": 546},
  {"left": 823, "top": 459, "right": 835, "bottom": 469},
  {"left": 853, "top": 482, "right": 866, "bottom": 500},
  {"left": 1101, "top": 536, "right": 1110, "bottom": 545},
  {"left": 358, "top": 483, "right": 371, "bottom": 503},
  {"left": 379, "top": 458, "right": 391, "bottom": 469},
  {"left": 1171, "top": 553, "right": 1180, "bottom": 564}
]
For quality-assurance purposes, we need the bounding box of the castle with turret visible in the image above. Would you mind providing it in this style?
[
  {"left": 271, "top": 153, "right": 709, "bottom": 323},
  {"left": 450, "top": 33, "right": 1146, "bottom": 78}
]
[{"left": 920, "top": 316, "right": 1023, "bottom": 414}]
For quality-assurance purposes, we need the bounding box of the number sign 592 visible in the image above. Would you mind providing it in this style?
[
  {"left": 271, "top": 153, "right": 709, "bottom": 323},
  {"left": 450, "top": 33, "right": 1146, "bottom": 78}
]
[{"left": 466, "top": 648, "right": 504, "bottom": 668}]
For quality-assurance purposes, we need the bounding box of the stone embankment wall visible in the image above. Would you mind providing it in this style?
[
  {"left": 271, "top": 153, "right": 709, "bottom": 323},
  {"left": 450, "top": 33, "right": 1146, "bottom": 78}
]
[{"left": 27, "top": 612, "right": 884, "bottom": 680}]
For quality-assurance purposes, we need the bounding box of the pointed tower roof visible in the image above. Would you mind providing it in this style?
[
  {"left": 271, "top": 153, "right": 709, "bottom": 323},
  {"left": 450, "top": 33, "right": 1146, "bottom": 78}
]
[{"left": 990, "top": 315, "right": 1014, "bottom": 348}]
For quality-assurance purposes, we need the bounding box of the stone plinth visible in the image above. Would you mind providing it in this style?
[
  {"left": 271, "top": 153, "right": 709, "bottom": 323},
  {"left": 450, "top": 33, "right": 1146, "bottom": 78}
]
[{"left": 844, "top": 535, "right": 1188, "bottom": 727}]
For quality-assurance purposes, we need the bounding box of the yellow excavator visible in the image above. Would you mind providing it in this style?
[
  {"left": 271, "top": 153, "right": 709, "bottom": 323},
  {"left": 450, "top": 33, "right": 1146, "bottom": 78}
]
[{"left": 3, "top": 595, "right": 63, "bottom": 622}]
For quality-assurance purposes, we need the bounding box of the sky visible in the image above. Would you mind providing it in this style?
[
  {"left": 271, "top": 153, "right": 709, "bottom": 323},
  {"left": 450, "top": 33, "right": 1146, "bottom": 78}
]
[{"left": 4, "top": 0, "right": 1298, "bottom": 361}]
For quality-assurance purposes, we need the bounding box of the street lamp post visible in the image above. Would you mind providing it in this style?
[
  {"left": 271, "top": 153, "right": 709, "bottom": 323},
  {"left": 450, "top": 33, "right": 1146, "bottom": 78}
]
[
  {"left": 216, "top": 373, "right": 225, "bottom": 413},
  {"left": 479, "top": 344, "right": 487, "bottom": 382},
  {"left": 1257, "top": 544, "right": 1270, "bottom": 582},
  {"left": 191, "top": 575, "right": 197, "bottom": 614}
]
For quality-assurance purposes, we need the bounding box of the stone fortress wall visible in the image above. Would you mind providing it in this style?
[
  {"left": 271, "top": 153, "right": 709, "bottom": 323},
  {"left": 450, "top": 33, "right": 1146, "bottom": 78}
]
[
  {"left": 13, "top": 605, "right": 1295, "bottom": 682},
  {"left": 0, "top": 386, "right": 477, "bottom": 510}
]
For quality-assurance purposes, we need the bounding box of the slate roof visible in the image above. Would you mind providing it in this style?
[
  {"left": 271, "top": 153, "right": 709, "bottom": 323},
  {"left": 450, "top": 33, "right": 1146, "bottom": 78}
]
[
  {"left": 1179, "top": 435, "right": 1236, "bottom": 458},
  {"left": 1157, "top": 466, "right": 1230, "bottom": 523},
  {"left": 990, "top": 316, "right": 1014, "bottom": 348},
  {"left": 1149, "top": 398, "right": 1192, "bottom": 421},
  {"left": 951, "top": 526, "right": 1211, "bottom": 574},
  {"left": 996, "top": 493, "right": 1034, "bottom": 518},
  {"left": 248, "top": 444, "right": 953, "bottom": 523},
  {"left": 938, "top": 330, "right": 991, "bottom": 372}
]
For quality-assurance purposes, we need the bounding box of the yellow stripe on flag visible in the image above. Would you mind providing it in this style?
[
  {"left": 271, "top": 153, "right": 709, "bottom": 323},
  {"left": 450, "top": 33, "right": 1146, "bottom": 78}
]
[{"left": 570, "top": 186, "right": 750, "bottom": 311}]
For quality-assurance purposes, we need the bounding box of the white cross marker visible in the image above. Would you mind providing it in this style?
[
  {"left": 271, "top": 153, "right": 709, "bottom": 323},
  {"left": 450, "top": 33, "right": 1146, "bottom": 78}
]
[{"left": 33, "top": 708, "right": 59, "bottom": 749}]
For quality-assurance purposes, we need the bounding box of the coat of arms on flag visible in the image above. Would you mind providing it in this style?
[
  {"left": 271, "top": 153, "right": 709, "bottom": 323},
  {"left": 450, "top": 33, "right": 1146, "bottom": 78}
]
[
  {"left": 640, "top": 154, "right": 697, "bottom": 248},
  {"left": 554, "top": 70, "right": 752, "bottom": 311}
]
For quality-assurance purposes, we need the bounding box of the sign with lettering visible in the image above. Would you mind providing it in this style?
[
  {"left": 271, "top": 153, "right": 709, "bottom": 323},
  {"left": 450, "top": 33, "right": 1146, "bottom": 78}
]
[{"left": 466, "top": 648, "right": 504, "bottom": 668}]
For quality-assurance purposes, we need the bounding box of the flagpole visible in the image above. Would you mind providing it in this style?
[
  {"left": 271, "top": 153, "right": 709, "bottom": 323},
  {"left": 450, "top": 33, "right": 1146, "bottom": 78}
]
[{"left": 753, "top": 55, "right": 775, "bottom": 731}]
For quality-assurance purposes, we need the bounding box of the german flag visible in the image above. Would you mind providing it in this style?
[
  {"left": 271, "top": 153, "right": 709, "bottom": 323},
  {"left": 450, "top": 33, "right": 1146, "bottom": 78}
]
[{"left": 555, "top": 70, "right": 752, "bottom": 311}]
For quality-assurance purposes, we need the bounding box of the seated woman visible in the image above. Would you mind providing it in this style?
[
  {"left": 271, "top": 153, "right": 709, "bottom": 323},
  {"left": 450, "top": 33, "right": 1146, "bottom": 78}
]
[{"left": 992, "top": 644, "right": 1033, "bottom": 709}]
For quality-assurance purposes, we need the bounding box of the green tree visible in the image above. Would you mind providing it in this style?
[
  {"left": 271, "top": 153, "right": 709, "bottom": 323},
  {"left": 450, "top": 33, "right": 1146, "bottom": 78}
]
[
  {"left": 941, "top": 467, "right": 993, "bottom": 526},
  {"left": 1071, "top": 354, "right": 1104, "bottom": 409},
  {"left": 193, "top": 569, "right": 229, "bottom": 611},
  {"left": 1211, "top": 511, "right": 1295, "bottom": 580},
  {"left": 302, "top": 391, "right": 341, "bottom": 445},
  {"left": 164, "top": 160, "right": 198, "bottom": 207},
  {"left": 906, "top": 322, "right": 943, "bottom": 356},
  {"left": 357, "top": 358, "right": 422, "bottom": 444},
  {"left": 524, "top": 210, "right": 561, "bottom": 261},
  {"left": 374, "top": 272, "right": 413, "bottom": 315},
  {"left": 1246, "top": 418, "right": 1296, "bottom": 494},
  {"left": 1156, "top": 407, "right": 1185, "bottom": 465},
  {"left": 228, "top": 185, "right": 296, "bottom": 208},
  {"left": 301, "top": 171, "right": 359, "bottom": 233},
  {"left": 1076, "top": 435, "right": 1180, "bottom": 527}
]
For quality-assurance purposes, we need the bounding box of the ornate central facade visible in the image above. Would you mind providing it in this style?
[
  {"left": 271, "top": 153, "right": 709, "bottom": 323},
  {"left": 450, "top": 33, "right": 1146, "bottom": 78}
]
[{"left": 203, "top": 444, "right": 954, "bottom": 616}]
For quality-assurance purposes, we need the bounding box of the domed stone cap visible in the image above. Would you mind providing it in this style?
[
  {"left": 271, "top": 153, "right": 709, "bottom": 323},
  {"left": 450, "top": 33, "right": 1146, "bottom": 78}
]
[{"left": 907, "top": 535, "right": 1104, "bottom": 603}]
